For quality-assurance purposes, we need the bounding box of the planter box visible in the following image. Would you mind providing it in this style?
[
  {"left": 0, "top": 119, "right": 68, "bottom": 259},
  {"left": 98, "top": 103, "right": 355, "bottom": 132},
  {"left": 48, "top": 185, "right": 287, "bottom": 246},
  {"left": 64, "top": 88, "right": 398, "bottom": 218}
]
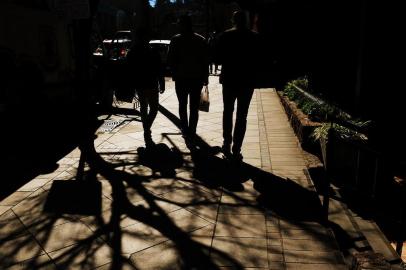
[
  {"left": 277, "top": 91, "right": 321, "bottom": 152},
  {"left": 320, "top": 131, "right": 360, "bottom": 188},
  {"left": 277, "top": 91, "right": 359, "bottom": 188}
]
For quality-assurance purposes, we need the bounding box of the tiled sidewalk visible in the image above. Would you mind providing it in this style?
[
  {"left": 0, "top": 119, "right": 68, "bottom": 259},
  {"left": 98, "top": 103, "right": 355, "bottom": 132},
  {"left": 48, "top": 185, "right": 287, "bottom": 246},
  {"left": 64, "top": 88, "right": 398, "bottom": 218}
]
[{"left": 0, "top": 77, "right": 348, "bottom": 269}]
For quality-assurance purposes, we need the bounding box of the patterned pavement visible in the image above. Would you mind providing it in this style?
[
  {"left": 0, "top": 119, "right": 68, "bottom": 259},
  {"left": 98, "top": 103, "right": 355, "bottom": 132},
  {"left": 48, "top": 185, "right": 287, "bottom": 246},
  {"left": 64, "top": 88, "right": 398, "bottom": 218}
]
[{"left": 0, "top": 76, "right": 348, "bottom": 269}]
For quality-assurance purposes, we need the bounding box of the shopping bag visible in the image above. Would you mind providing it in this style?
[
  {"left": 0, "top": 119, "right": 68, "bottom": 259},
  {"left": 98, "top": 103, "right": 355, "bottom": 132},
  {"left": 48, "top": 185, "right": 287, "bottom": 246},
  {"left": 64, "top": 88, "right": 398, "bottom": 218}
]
[{"left": 199, "top": 85, "right": 210, "bottom": 112}]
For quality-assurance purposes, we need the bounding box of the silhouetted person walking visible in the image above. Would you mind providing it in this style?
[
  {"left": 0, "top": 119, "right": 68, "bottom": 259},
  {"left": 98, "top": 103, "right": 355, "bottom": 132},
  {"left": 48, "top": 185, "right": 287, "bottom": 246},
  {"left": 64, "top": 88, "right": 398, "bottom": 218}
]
[
  {"left": 208, "top": 31, "right": 219, "bottom": 74},
  {"left": 168, "top": 15, "right": 209, "bottom": 146},
  {"left": 127, "top": 28, "right": 165, "bottom": 148},
  {"left": 216, "top": 11, "right": 260, "bottom": 161}
]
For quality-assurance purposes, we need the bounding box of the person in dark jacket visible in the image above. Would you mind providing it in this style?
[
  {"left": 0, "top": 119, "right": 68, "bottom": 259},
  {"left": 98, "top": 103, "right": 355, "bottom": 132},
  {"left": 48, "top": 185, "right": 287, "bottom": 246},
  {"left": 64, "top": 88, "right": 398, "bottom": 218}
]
[
  {"left": 127, "top": 28, "right": 165, "bottom": 148},
  {"left": 216, "top": 10, "right": 260, "bottom": 161},
  {"left": 167, "top": 14, "right": 209, "bottom": 146}
]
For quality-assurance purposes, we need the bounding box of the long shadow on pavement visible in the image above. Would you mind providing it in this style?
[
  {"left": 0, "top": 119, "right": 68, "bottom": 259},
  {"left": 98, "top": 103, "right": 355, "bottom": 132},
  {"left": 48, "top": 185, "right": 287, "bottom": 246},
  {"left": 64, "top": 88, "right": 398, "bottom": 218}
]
[
  {"left": 0, "top": 103, "right": 338, "bottom": 269},
  {"left": 0, "top": 103, "right": 103, "bottom": 201},
  {"left": 158, "top": 103, "right": 325, "bottom": 223}
]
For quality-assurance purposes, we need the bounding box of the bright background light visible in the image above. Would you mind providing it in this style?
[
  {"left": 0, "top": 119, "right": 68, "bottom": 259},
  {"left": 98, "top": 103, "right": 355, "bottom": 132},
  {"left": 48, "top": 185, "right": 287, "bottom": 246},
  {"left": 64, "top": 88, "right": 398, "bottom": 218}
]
[{"left": 149, "top": 0, "right": 176, "bottom": 7}]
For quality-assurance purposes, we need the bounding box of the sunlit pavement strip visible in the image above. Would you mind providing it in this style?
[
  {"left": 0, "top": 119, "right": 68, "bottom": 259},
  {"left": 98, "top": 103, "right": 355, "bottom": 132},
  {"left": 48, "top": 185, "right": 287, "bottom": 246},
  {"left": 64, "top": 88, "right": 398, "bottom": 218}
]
[{"left": 0, "top": 76, "right": 348, "bottom": 269}]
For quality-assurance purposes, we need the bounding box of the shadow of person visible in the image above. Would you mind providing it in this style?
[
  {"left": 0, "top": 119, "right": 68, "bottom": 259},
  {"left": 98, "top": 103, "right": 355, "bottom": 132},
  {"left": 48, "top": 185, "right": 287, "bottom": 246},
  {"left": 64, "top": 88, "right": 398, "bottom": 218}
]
[
  {"left": 249, "top": 166, "right": 324, "bottom": 223},
  {"left": 137, "top": 143, "right": 183, "bottom": 177},
  {"left": 191, "top": 147, "right": 249, "bottom": 191}
]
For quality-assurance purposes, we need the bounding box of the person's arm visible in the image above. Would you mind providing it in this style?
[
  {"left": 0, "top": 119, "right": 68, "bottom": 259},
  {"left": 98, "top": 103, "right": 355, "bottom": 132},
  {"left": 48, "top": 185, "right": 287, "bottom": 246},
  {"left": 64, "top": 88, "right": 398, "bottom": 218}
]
[
  {"left": 203, "top": 38, "right": 210, "bottom": 85},
  {"left": 157, "top": 52, "right": 165, "bottom": 93},
  {"left": 152, "top": 48, "right": 165, "bottom": 93},
  {"left": 167, "top": 38, "right": 177, "bottom": 80}
]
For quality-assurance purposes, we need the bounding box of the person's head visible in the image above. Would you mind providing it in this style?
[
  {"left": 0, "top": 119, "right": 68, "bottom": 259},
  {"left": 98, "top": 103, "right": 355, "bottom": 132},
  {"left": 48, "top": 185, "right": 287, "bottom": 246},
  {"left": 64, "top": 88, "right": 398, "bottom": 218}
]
[
  {"left": 178, "top": 14, "right": 193, "bottom": 34},
  {"left": 232, "top": 10, "right": 247, "bottom": 29}
]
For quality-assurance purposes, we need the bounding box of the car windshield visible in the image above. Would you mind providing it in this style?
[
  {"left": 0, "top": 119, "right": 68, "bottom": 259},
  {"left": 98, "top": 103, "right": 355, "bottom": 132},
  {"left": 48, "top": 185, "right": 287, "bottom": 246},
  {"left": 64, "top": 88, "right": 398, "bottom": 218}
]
[
  {"left": 114, "top": 32, "right": 132, "bottom": 42},
  {"left": 149, "top": 40, "right": 170, "bottom": 52}
]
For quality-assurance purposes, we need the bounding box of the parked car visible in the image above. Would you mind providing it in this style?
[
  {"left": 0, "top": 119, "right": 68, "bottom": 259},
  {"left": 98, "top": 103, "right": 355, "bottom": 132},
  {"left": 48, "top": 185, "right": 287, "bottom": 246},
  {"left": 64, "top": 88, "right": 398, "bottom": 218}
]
[
  {"left": 91, "top": 31, "right": 134, "bottom": 107},
  {"left": 93, "top": 37, "right": 171, "bottom": 108},
  {"left": 149, "top": 39, "right": 171, "bottom": 72},
  {"left": 102, "top": 30, "right": 133, "bottom": 61}
]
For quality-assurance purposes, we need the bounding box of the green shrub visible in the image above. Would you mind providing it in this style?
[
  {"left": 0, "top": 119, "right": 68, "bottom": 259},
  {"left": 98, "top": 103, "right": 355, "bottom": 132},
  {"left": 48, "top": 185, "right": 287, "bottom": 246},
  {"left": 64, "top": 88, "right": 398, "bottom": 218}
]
[{"left": 282, "top": 76, "right": 370, "bottom": 142}]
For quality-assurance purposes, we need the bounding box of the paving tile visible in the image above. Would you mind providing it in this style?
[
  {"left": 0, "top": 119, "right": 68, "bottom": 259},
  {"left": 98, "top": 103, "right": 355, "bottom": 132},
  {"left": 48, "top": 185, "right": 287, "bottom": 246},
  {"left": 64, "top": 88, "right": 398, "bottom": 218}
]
[
  {"left": 142, "top": 177, "right": 192, "bottom": 196},
  {"left": 11, "top": 188, "right": 51, "bottom": 216},
  {"left": 267, "top": 231, "right": 282, "bottom": 239},
  {"left": 95, "top": 261, "right": 137, "bottom": 270},
  {"left": 129, "top": 241, "right": 182, "bottom": 270},
  {"left": 270, "top": 166, "right": 306, "bottom": 172},
  {"left": 269, "top": 262, "right": 287, "bottom": 270},
  {"left": 285, "top": 263, "right": 347, "bottom": 270},
  {"left": 267, "top": 224, "right": 280, "bottom": 233},
  {"left": 268, "top": 143, "right": 299, "bottom": 149},
  {"left": 216, "top": 266, "right": 269, "bottom": 270},
  {"left": 47, "top": 238, "right": 112, "bottom": 270},
  {"left": 33, "top": 221, "right": 94, "bottom": 253},
  {"left": 279, "top": 220, "right": 326, "bottom": 231},
  {"left": 185, "top": 202, "right": 219, "bottom": 223},
  {"left": 0, "top": 210, "right": 28, "bottom": 241},
  {"left": 242, "top": 158, "right": 261, "bottom": 167},
  {"left": 268, "top": 149, "right": 303, "bottom": 155},
  {"left": 239, "top": 181, "right": 261, "bottom": 195},
  {"left": 17, "top": 178, "right": 51, "bottom": 192},
  {"left": 0, "top": 234, "right": 46, "bottom": 267},
  {"left": 36, "top": 168, "right": 70, "bottom": 180},
  {"left": 268, "top": 242, "right": 284, "bottom": 254},
  {"left": 243, "top": 136, "right": 260, "bottom": 143},
  {"left": 190, "top": 224, "right": 215, "bottom": 238},
  {"left": 167, "top": 208, "right": 212, "bottom": 233},
  {"left": 125, "top": 188, "right": 148, "bottom": 204},
  {"left": 284, "top": 250, "right": 344, "bottom": 264},
  {"left": 241, "top": 149, "right": 261, "bottom": 159},
  {"left": 181, "top": 179, "right": 223, "bottom": 198},
  {"left": 266, "top": 137, "right": 298, "bottom": 143},
  {"left": 283, "top": 239, "right": 337, "bottom": 251},
  {"left": 280, "top": 228, "right": 331, "bottom": 241},
  {"left": 241, "top": 142, "right": 261, "bottom": 150},
  {"left": 211, "top": 237, "right": 268, "bottom": 268},
  {"left": 14, "top": 187, "right": 108, "bottom": 231},
  {"left": 80, "top": 208, "right": 114, "bottom": 231},
  {"left": 220, "top": 194, "right": 259, "bottom": 205},
  {"left": 119, "top": 222, "right": 167, "bottom": 256},
  {"left": 129, "top": 237, "right": 213, "bottom": 270},
  {"left": 218, "top": 202, "right": 264, "bottom": 215},
  {"left": 1, "top": 192, "right": 31, "bottom": 206},
  {"left": 268, "top": 251, "right": 284, "bottom": 262},
  {"left": 0, "top": 206, "right": 11, "bottom": 216},
  {"left": 215, "top": 214, "right": 266, "bottom": 237},
  {"left": 4, "top": 254, "right": 56, "bottom": 270},
  {"left": 158, "top": 186, "right": 217, "bottom": 209}
]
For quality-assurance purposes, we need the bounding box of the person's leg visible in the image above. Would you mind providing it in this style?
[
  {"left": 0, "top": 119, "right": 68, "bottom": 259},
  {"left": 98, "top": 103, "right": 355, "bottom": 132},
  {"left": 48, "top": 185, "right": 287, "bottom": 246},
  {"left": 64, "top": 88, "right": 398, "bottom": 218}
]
[
  {"left": 175, "top": 81, "right": 188, "bottom": 133},
  {"left": 188, "top": 82, "right": 203, "bottom": 136},
  {"left": 137, "top": 89, "right": 148, "bottom": 129},
  {"left": 137, "top": 89, "right": 153, "bottom": 147},
  {"left": 222, "top": 86, "right": 237, "bottom": 155},
  {"left": 232, "top": 88, "right": 255, "bottom": 157},
  {"left": 145, "top": 89, "right": 159, "bottom": 130}
]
